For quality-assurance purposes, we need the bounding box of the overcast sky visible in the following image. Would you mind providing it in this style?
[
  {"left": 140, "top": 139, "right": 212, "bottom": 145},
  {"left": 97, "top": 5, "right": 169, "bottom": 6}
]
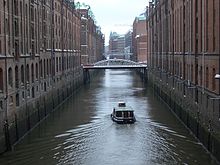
[{"left": 76, "top": 0, "right": 149, "bottom": 45}]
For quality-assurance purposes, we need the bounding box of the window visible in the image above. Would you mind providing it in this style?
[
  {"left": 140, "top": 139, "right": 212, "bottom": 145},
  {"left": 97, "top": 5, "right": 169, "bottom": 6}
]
[
  {"left": 32, "top": 87, "right": 35, "bottom": 98},
  {"left": 36, "top": 63, "right": 38, "bottom": 80},
  {"left": 22, "top": 91, "right": 25, "bottom": 99},
  {"left": 16, "top": 93, "right": 19, "bottom": 106},
  {"left": 47, "top": 59, "right": 49, "bottom": 75},
  {"left": 44, "top": 59, "right": 46, "bottom": 78},
  {"left": 31, "top": 63, "right": 34, "bottom": 83},
  {"left": 39, "top": 60, "right": 43, "bottom": 77},
  {"left": 56, "top": 57, "right": 58, "bottom": 72},
  {"left": 15, "top": 66, "right": 19, "bottom": 88},
  {"left": 0, "top": 68, "right": 3, "bottom": 91},
  {"left": 26, "top": 64, "right": 29, "bottom": 83},
  {"left": 44, "top": 82, "right": 47, "bottom": 91},
  {"left": 116, "top": 111, "right": 122, "bottom": 117},
  {"left": 49, "top": 59, "right": 51, "bottom": 75},
  {"left": 15, "top": 42, "right": 19, "bottom": 59},
  {"left": 21, "top": 65, "right": 24, "bottom": 84},
  {"left": 0, "top": 100, "right": 3, "bottom": 109},
  {"left": 8, "top": 67, "right": 13, "bottom": 87}
]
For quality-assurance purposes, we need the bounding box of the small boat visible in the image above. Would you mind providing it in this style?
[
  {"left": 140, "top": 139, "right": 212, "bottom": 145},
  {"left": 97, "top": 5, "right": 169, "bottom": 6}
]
[{"left": 111, "top": 102, "right": 136, "bottom": 124}]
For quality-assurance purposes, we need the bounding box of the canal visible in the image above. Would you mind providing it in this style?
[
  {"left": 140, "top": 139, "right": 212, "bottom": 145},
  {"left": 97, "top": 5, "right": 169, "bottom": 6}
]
[{"left": 0, "top": 70, "right": 218, "bottom": 165}]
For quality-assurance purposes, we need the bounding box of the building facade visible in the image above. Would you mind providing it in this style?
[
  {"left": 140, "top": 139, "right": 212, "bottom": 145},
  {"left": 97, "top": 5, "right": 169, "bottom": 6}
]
[
  {"left": 0, "top": 0, "right": 104, "bottom": 153},
  {"left": 132, "top": 14, "right": 148, "bottom": 62},
  {"left": 108, "top": 32, "right": 126, "bottom": 59},
  {"left": 146, "top": 0, "right": 220, "bottom": 160},
  {"left": 0, "top": 0, "right": 81, "bottom": 116},
  {"left": 79, "top": 8, "right": 105, "bottom": 65},
  {"left": 147, "top": 0, "right": 220, "bottom": 94}
]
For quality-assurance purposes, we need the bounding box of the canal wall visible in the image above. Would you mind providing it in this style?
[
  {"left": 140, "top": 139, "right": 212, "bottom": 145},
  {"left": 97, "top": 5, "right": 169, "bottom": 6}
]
[
  {"left": 147, "top": 70, "right": 220, "bottom": 162},
  {"left": 0, "top": 69, "right": 85, "bottom": 154}
]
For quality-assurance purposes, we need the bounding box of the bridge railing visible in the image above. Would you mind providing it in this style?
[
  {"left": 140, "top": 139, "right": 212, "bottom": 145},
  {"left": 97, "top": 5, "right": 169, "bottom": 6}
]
[{"left": 93, "top": 59, "right": 146, "bottom": 66}]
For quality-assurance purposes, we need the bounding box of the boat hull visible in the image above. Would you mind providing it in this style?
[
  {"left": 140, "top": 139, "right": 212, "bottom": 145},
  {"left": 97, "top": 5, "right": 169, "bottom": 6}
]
[{"left": 111, "top": 114, "right": 136, "bottom": 124}]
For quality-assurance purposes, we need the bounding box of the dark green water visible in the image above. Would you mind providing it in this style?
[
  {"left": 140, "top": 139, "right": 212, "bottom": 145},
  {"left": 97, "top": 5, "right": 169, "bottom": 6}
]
[{"left": 0, "top": 70, "right": 218, "bottom": 165}]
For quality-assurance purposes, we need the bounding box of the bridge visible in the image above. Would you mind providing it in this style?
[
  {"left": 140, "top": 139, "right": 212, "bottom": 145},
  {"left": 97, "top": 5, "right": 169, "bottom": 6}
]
[
  {"left": 82, "top": 59, "right": 148, "bottom": 83},
  {"left": 82, "top": 59, "right": 147, "bottom": 69}
]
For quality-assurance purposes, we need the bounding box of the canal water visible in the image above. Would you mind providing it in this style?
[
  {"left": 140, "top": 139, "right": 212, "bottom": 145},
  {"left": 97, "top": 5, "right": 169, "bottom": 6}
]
[{"left": 0, "top": 70, "right": 218, "bottom": 165}]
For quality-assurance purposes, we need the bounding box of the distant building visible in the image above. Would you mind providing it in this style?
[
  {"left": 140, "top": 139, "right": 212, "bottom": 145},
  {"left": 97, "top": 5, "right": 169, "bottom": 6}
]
[
  {"left": 108, "top": 32, "right": 125, "bottom": 59},
  {"left": 132, "top": 13, "right": 148, "bottom": 62},
  {"left": 124, "top": 30, "right": 133, "bottom": 60}
]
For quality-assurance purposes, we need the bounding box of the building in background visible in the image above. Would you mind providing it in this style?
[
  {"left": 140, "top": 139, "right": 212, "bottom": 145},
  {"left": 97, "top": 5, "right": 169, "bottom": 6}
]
[
  {"left": 124, "top": 30, "right": 133, "bottom": 60},
  {"left": 132, "top": 13, "right": 148, "bottom": 62},
  {"left": 108, "top": 32, "right": 125, "bottom": 59},
  {"left": 78, "top": 6, "right": 105, "bottom": 65}
]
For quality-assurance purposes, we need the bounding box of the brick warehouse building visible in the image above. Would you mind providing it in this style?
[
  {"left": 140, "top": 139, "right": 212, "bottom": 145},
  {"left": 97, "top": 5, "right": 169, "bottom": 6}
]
[
  {"left": 0, "top": 0, "right": 104, "bottom": 152},
  {"left": 132, "top": 14, "right": 148, "bottom": 62},
  {"left": 79, "top": 8, "right": 105, "bottom": 65},
  {"left": 146, "top": 0, "right": 220, "bottom": 160}
]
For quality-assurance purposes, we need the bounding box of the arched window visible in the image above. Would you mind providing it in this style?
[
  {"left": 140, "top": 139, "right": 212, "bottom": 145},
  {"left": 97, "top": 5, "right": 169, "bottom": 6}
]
[
  {"left": 36, "top": 63, "right": 38, "bottom": 80},
  {"left": 44, "top": 59, "right": 46, "bottom": 78},
  {"left": 32, "top": 87, "right": 35, "bottom": 98},
  {"left": 8, "top": 67, "right": 13, "bottom": 87},
  {"left": 26, "top": 64, "right": 29, "bottom": 83},
  {"left": 15, "top": 66, "right": 19, "bottom": 88},
  {"left": 21, "top": 65, "right": 24, "bottom": 84},
  {"left": 56, "top": 57, "right": 58, "bottom": 72},
  {"left": 0, "top": 68, "right": 3, "bottom": 91},
  {"left": 59, "top": 57, "right": 61, "bottom": 71},
  {"left": 39, "top": 60, "right": 43, "bottom": 77},
  {"left": 49, "top": 59, "right": 51, "bottom": 75},
  {"left": 16, "top": 93, "right": 19, "bottom": 107},
  {"left": 47, "top": 59, "right": 49, "bottom": 75},
  {"left": 31, "top": 63, "right": 34, "bottom": 83}
]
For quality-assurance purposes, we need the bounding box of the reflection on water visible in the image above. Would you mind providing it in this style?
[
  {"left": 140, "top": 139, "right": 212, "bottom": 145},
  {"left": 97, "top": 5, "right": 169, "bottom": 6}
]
[{"left": 0, "top": 70, "right": 218, "bottom": 165}]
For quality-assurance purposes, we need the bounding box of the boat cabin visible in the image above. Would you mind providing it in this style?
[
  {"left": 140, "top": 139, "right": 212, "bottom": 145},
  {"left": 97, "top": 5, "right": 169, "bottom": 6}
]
[{"left": 111, "top": 102, "right": 136, "bottom": 124}]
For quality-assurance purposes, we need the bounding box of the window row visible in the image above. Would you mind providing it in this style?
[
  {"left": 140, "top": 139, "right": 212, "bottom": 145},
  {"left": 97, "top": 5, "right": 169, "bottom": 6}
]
[{"left": 0, "top": 55, "right": 79, "bottom": 91}]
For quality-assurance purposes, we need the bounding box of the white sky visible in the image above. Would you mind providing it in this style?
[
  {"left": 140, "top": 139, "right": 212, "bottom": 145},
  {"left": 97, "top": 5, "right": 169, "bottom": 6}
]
[{"left": 76, "top": 0, "right": 149, "bottom": 45}]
